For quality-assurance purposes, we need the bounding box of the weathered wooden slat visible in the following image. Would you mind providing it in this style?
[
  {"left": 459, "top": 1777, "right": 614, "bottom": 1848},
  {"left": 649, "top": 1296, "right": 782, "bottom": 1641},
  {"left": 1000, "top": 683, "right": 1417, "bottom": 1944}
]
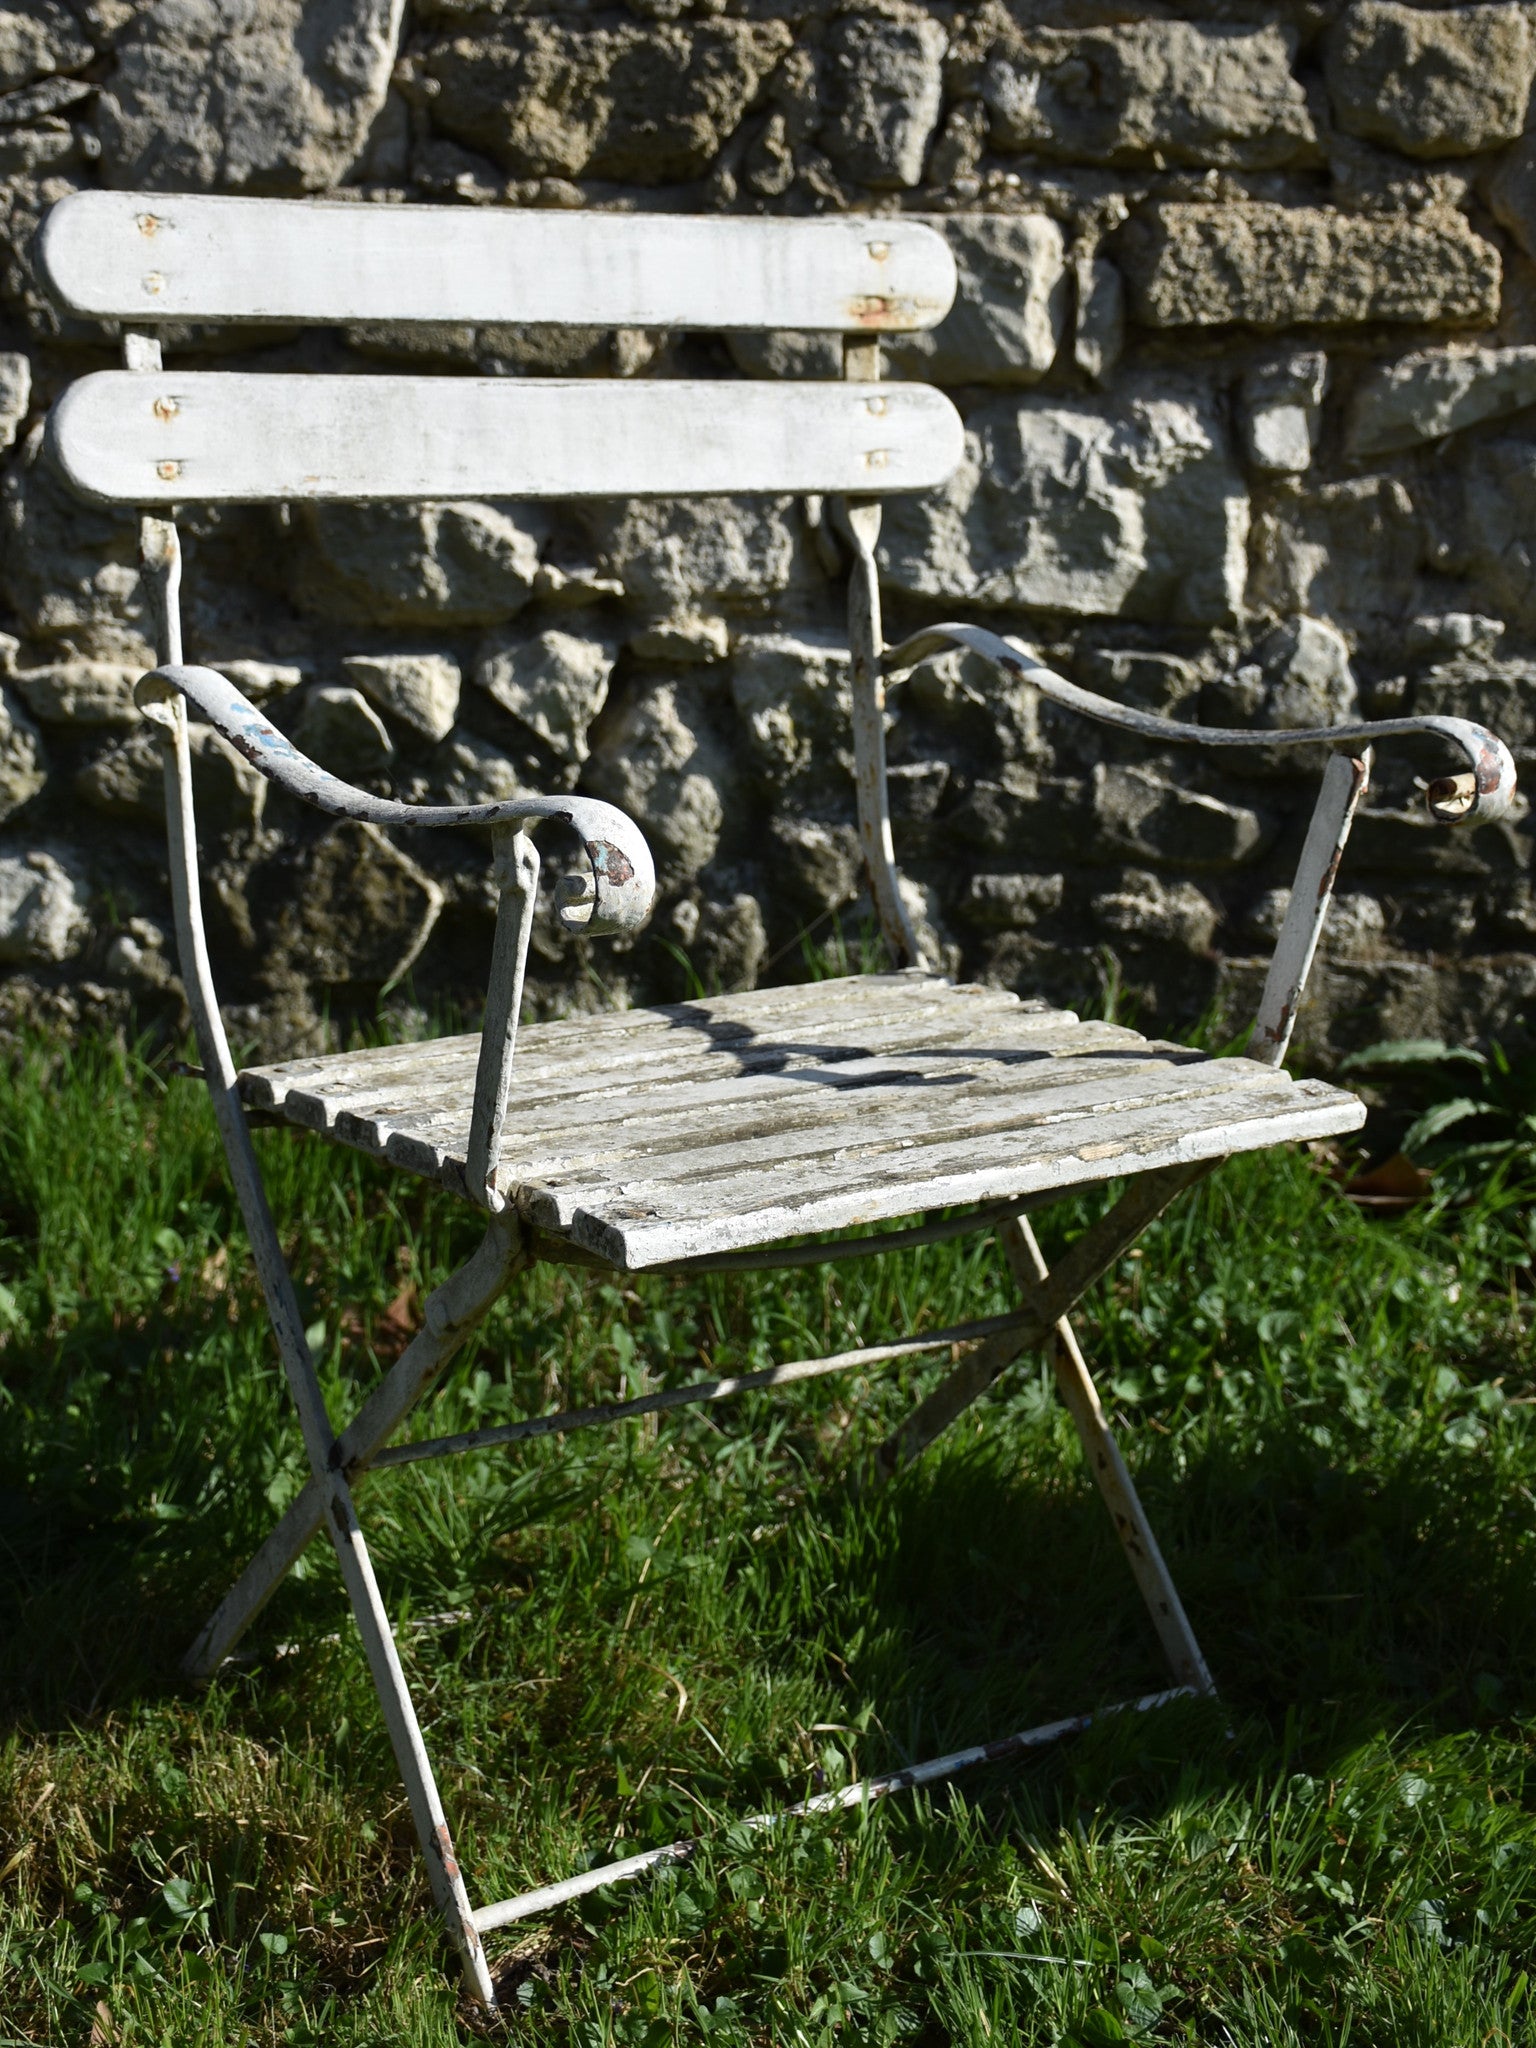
[
  {"left": 49, "top": 372, "right": 964, "bottom": 505},
  {"left": 513, "top": 1060, "right": 1298, "bottom": 1215},
  {"left": 343, "top": 1045, "right": 1233, "bottom": 1185},
  {"left": 269, "top": 1012, "right": 1148, "bottom": 1146},
  {"left": 238, "top": 983, "right": 1110, "bottom": 1129},
  {"left": 236, "top": 975, "right": 1364, "bottom": 1267},
  {"left": 582, "top": 1080, "right": 1362, "bottom": 1268},
  {"left": 236, "top": 973, "right": 1043, "bottom": 1103},
  {"left": 39, "top": 193, "right": 957, "bottom": 333}
]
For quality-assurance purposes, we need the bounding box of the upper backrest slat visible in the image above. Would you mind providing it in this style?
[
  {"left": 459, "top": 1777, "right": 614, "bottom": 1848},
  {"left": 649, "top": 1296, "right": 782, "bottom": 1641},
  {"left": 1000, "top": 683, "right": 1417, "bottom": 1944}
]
[{"left": 38, "top": 193, "right": 957, "bottom": 333}]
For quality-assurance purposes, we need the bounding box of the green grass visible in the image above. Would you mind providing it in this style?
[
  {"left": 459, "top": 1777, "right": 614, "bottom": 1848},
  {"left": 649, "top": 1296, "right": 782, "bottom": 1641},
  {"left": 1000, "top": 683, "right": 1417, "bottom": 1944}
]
[{"left": 2, "top": 1031, "right": 1536, "bottom": 2046}]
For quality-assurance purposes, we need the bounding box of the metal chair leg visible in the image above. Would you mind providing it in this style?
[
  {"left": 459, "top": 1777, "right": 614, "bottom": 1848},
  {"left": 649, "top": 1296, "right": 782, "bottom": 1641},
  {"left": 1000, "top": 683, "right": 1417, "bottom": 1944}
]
[
  {"left": 183, "top": 1213, "right": 526, "bottom": 1683},
  {"left": 998, "top": 1216, "right": 1217, "bottom": 1698},
  {"left": 873, "top": 1161, "right": 1214, "bottom": 1478}
]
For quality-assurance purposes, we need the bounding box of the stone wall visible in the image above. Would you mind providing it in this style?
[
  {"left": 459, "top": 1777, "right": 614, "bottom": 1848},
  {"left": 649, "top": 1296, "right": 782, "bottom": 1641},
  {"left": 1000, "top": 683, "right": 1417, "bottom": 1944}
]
[{"left": 3, "top": 0, "right": 1536, "bottom": 1060}]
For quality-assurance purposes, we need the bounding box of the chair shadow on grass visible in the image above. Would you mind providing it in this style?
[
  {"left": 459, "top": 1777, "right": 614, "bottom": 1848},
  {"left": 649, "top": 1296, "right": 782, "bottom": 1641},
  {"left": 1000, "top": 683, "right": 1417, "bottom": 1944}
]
[{"left": 6, "top": 1302, "right": 1534, "bottom": 1833}]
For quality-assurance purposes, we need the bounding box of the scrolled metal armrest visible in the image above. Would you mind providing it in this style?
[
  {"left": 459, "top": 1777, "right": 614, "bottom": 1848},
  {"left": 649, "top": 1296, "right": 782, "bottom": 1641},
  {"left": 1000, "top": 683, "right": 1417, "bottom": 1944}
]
[
  {"left": 883, "top": 623, "right": 1519, "bottom": 827},
  {"left": 134, "top": 663, "right": 656, "bottom": 936}
]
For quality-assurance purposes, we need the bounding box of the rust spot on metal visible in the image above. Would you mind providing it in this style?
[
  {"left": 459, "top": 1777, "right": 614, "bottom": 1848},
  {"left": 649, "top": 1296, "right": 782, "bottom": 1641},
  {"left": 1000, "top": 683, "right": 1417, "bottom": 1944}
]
[
  {"left": 153, "top": 395, "right": 178, "bottom": 422},
  {"left": 136, "top": 213, "right": 161, "bottom": 237},
  {"left": 586, "top": 837, "right": 635, "bottom": 886},
  {"left": 156, "top": 459, "right": 180, "bottom": 481},
  {"left": 431, "top": 1822, "right": 462, "bottom": 1885}
]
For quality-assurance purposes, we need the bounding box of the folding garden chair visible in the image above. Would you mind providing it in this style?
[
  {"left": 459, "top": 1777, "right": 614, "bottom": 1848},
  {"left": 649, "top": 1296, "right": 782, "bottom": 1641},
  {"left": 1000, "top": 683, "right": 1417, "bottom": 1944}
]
[{"left": 39, "top": 190, "right": 1518, "bottom": 2005}]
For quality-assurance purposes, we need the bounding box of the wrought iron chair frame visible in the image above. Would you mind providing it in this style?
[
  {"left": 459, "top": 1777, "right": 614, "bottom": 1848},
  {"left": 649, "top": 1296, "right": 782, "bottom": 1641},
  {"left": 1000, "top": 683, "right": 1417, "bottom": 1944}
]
[{"left": 39, "top": 192, "right": 1518, "bottom": 2005}]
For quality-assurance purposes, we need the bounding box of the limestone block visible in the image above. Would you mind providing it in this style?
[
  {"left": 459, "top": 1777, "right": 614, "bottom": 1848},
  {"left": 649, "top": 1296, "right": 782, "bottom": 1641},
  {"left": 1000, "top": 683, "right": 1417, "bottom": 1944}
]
[
  {"left": 342, "top": 652, "right": 461, "bottom": 743},
  {"left": 404, "top": 732, "right": 525, "bottom": 809},
  {"left": 0, "top": 350, "right": 29, "bottom": 453},
  {"left": 1349, "top": 346, "right": 1536, "bottom": 457},
  {"left": 961, "top": 870, "right": 1065, "bottom": 927},
  {"left": 730, "top": 630, "right": 852, "bottom": 785},
  {"left": 473, "top": 623, "right": 616, "bottom": 767},
  {"left": 905, "top": 643, "right": 1045, "bottom": 763},
  {"left": 1093, "top": 763, "right": 1264, "bottom": 868},
  {"left": 272, "top": 820, "right": 442, "bottom": 988},
  {"left": 296, "top": 500, "right": 547, "bottom": 629},
  {"left": 593, "top": 497, "right": 805, "bottom": 611},
  {"left": 215, "top": 659, "right": 305, "bottom": 704},
  {"left": 1405, "top": 613, "right": 1505, "bottom": 662},
  {"left": 77, "top": 725, "right": 269, "bottom": 830},
  {"left": 1460, "top": 439, "right": 1536, "bottom": 626},
  {"left": 886, "top": 759, "right": 949, "bottom": 825},
  {"left": 425, "top": 18, "right": 790, "bottom": 183},
  {"left": 1077, "top": 648, "right": 1201, "bottom": 716},
  {"left": 1488, "top": 134, "right": 1536, "bottom": 260},
  {"left": 1327, "top": 1, "right": 1533, "bottom": 160},
  {"left": 292, "top": 687, "right": 394, "bottom": 780},
  {"left": 887, "top": 215, "right": 1067, "bottom": 386},
  {"left": 1411, "top": 654, "right": 1536, "bottom": 762},
  {"left": 966, "top": 20, "right": 1318, "bottom": 170},
  {"left": 1092, "top": 869, "right": 1219, "bottom": 953},
  {"left": 1118, "top": 203, "right": 1500, "bottom": 329},
  {"left": 725, "top": 332, "right": 844, "bottom": 382},
  {"left": 1256, "top": 615, "right": 1359, "bottom": 729},
  {"left": 767, "top": 816, "right": 861, "bottom": 915},
  {"left": 0, "top": 847, "right": 87, "bottom": 964},
  {"left": 1, "top": 430, "right": 147, "bottom": 659},
  {"left": 879, "top": 381, "right": 1248, "bottom": 625},
  {"left": 1074, "top": 255, "right": 1124, "bottom": 384},
  {"left": 0, "top": 3, "right": 91, "bottom": 92},
  {"left": 96, "top": 0, "right": 406, "bottom": 192},
  {"left": 821, "top": 11, "right": 946, "bottom": 189},
  {"left": 1249, "top": 475, "right": 1422, "bottom": 625},
  {"left": 688, "top": 892, "right": 767, "bottom": 994},
  {"left": 15, "top": 661, "right": 141, "bottom": 727},
  {"left": 630, "top": 614, "right": 731, "bottom": 664},
  {"left": 1242, "top": 352, "right": 1326, "bottom": 476},
  {"left": 0, "top": 683, "right": 45, "bottom": 824},
  {"left": 585, "top": 680, "right": 727, "bottom": 882}
]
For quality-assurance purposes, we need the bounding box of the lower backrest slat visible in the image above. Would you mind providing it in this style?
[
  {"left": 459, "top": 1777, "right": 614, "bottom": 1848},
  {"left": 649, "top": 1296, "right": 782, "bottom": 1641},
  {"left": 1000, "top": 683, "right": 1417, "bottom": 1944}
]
[{"left": 48, "top": 373, "right": 966, "bottom": 505}]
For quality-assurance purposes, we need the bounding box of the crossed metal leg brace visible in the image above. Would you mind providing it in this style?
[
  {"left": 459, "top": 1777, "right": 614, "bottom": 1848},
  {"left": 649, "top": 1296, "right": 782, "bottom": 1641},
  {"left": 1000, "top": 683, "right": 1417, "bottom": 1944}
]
[{"left": 183, "top": 1157, "right": 1220, "bottom": 2004}]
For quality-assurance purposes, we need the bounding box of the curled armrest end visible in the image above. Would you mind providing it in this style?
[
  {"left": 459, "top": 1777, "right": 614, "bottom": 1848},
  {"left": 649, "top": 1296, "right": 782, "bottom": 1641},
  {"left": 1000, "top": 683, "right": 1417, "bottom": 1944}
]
[{"left": 135, "top": 663, "right": 656, "bottom": 937}]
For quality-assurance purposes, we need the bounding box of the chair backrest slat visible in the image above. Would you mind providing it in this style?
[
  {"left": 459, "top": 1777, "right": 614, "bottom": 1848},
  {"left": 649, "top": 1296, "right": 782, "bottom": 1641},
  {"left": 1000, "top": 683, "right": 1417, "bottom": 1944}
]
[
  {"left": 48, "top": 372, "right": 965, "bottom": 504},
  {"left": 39, "top": 192, "right": 957, "bottom": 333}
]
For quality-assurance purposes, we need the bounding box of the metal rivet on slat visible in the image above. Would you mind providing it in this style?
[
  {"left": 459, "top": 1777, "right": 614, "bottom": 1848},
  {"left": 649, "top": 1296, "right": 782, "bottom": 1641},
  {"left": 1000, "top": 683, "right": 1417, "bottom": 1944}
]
[
  {"left": 143, "top": 272, "right": 165, "bottom": 295},
  {"left": 153, "top": 395, "right": 178, "bottom": 421},
  {"left": 863, "top": 449, "right": 890, "bottom": 470},
  {"left": 868, "top": 241, "right": 890, "bottom": 260},
  {"left": 865, "top": 396, "right": 888, "bottom": 416},
  {"left": 156, "top": 460, "right": 180, "bottom": 481},
  {"left": 136, "top": 213, "right": 161, "bottom": 237}
]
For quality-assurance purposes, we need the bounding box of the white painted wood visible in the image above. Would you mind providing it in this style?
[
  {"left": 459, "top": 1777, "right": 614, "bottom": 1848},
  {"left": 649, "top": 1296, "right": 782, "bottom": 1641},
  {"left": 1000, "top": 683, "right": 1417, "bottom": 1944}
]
[
  {"left": 238, "top": 975, "right": 1365, "bottom": 1268},
  {"left": 39, "top": 192, "right": 957, "bottom": 332},
  {"left": 49, "top": 372, "right": 965, "bottom": 505}
]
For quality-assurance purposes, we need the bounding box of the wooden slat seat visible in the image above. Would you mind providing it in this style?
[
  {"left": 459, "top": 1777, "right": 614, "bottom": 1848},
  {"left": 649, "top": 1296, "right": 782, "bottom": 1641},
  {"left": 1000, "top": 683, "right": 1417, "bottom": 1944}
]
[{"left": 239, "top": 971, "right": 1364, "bottom": 1269}]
